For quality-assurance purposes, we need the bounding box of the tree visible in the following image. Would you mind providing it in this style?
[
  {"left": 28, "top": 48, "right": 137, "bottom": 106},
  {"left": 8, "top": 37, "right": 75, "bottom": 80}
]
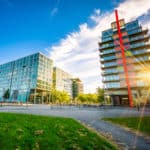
[
  {"left": 77, "top": 94, "right": 87, "bottom": 103},
  {"left": 3, "top": 89, "right": 10, "bottom": 101},
  {"left": 59, "top": 91, "right": 70, "bottom": 104},
  {"left": 97, "top": 88, "right": 104, "bottom": 103},
  {"left": 49, "top": 89, "right": 71, "bottom": 104}
]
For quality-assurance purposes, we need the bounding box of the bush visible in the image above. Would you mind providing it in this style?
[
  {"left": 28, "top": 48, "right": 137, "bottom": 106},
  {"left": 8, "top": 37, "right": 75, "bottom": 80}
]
[
  {"left": 77, "top": 93, "right": 98, "bottom": 104},
  {"left": 76, "top": 88, "right": 104, "bottom": 104}
]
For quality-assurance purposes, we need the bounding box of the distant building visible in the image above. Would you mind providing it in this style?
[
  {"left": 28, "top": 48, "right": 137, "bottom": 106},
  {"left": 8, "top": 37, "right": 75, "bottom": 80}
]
[
  {"left": 72, "top": 78, "right": 84, "bottom": 99},
  {"left": 0, "top": 52, "right": 84, "bottom": 103},
  {"left": 99, "top": 11, "right": 150, "bottom": 106},
  {"left": 0, "top": 52, "right": 53, "bottom": 103},
  {"left": 53, "top": 67, "right": 73, "bottom": 97}
]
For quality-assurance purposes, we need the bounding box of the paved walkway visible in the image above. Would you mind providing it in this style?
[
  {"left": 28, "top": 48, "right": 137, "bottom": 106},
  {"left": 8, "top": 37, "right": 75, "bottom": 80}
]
[{"left": 0, "top": 105, "right": 150, "bottom": 150}]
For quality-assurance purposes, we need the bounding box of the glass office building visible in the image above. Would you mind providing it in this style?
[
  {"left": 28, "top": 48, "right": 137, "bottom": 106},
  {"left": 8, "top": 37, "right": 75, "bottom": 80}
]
[
  {"left": 0, "top": 52, "right": 53, "bottom": 103},
  {"left": 72, "top": 78, "right": 84, "bottom": 99},
  {"left": 53, "top": 67, "right": 73, "bottom": 97},
  {"left": 99, "top": 19, "right": 150, "bottom": 106}
]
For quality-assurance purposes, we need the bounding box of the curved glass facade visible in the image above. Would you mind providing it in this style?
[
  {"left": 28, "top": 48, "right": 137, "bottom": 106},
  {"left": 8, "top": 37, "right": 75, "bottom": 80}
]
[{"left": 0, "top": 52, "right": 53, "bottom": 102}]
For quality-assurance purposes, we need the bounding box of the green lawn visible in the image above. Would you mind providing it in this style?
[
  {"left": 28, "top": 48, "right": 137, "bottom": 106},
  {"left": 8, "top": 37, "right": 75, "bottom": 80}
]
[
  {"left": 0, "top": 113, "right": 117, "bottom": 150},
  {"left": 103, "top": 116, "right": 150, "bottom": 136}
]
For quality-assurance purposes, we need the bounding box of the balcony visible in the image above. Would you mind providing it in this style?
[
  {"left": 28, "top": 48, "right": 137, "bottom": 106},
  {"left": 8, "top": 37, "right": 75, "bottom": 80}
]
[
  {"left": 100, "top": 43, "right": 114, "bottom": 50},
  {"left": 101, "top": 62, "right": 118, "bottom": 69},
  {"left": 103, "top": 76, "right": 120, "bottom": 82},
  {"left": 132, "top": 49, "right": 150, "bottom": 56},
  {"left": 104, "top": 82, "right": 120, "bottom": 89},
  {"left": 102, "top": 71, "right": 118, "bottom": 75},
  {"left": 99, "top": 49, "right": 116, "bottom": 56},
  {"left": 103, "top": 79, "right": 120, "bottom": 83},
  {"left": 102, "top": 68, "right": 119, "bottom": 75},
  {"left": 100, "top": 55, "right": 116, "bottom": 62},
  {"left": 131, "top": 44, "right": 150, "bottom": 51},
  {"left": 100, "top": 37, "right": 113, "bottom": 44},
  {"left": 129, "top": 35, "right": 150, "bottom": 42},
  {"left": 134, "top": 55, "right": 150, "bottom": 63},
  {"left": 130, "top": 42, "right": 146, "bottom": 49},
  {"left": 128, "top": 28, "right": 148, "bottom": 36}
]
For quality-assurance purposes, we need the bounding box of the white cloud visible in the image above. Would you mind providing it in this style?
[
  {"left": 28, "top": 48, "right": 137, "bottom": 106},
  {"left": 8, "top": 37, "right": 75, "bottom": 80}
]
[
  {"left": 95, "top": 9, "right": 101, "bottom": 15},
  {"left": 48, "top": 0, "right": 150, "bottom": 93},
  {"left": 90, "top": 8, "right": 101, "bottom": 23},
  {"left": 50, "top": 0, "right": 61, "bottom": 16},
  {"left": 117, "top": 0, "right": 150, "bottom": 22}
]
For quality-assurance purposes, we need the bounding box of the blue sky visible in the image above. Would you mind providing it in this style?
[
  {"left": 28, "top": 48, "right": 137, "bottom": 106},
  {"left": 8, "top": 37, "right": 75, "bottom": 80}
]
[
  {"left": 0, "top": 0, "right": 150, "bottom": 92},
  {"left": 0, "top": 0, "right": 120, "bottom": 63}
]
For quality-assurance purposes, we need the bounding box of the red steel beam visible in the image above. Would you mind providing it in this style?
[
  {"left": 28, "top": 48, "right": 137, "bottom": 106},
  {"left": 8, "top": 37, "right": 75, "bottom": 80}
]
[{"left": 115, "top": 10, "right": 133, "bottom": 107}]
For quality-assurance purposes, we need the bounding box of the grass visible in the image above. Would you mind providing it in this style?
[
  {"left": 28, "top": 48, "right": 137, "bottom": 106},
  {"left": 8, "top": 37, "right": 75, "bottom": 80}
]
[
  {"left": 0, "top": 113, "right": 118, "bottom": 150},
  {"left": 103, "top": 116, "right": 150, "bottom": 136}
]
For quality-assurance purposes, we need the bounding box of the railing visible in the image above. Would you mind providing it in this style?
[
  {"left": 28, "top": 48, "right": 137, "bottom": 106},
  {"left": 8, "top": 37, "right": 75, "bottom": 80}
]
[
  {"left": 101, "top": 56, "right": 116, "bottom": 61},
  {"left": 101, "top": 49, "right": 115, "bottom": 55},
  {"left": 101, "top": 43, "right": 114, "bottom": 49},
  {"left": 130, "top": 35, "right": 149, "bottom": 42},
  {"left": 102, "top": 62, "right": 117, "bottom": 68}
]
